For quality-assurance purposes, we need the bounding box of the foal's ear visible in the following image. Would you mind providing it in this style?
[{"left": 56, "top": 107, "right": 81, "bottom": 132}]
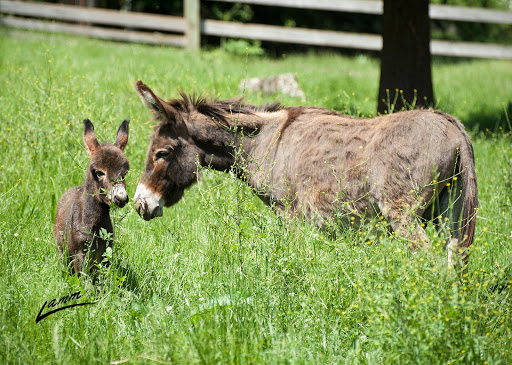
[
  {"left": 83, "top": 119, "right": 100, "bottom": 155},
  {"left": 135, "top": 80, "right": 176, "bottom": 124},
  {"left": 115, "top": 119, "right": 129, "bottom": 151}
]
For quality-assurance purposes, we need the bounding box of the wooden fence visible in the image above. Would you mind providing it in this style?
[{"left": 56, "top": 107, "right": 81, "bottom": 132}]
[{"left": 1, "top": 0, "right": 512, "bottom": 59}]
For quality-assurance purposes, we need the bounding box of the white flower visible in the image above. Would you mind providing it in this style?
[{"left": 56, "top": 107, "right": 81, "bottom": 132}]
[{"left": 14, "top": 233, "right": 19, "bottom": 238}]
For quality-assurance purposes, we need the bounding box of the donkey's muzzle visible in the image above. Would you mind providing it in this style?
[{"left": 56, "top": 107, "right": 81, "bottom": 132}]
[
  {"left": 134, "top": 184, "right": 164, "bottom": 221},
  {"left": 110, "top": 184, "right": 129, "bottom": 208}
]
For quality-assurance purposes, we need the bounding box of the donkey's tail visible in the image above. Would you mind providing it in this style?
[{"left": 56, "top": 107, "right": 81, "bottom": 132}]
[{"left": 437, "top": 111, "right": 479, "bottom": 249}]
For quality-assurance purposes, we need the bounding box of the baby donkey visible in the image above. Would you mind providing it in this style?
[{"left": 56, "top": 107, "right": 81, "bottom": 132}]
[{"left": 54, "top": 119, "right": 130, "bottom": 275}]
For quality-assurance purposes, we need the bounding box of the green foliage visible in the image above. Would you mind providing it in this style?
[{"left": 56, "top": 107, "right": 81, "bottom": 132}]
[
  {"left": 220, "top": 39, "right": 264, "bottom": 56},
  {"left": 0, "top": 30, "right": 512, "bottom": 364},
  {"left": 209, "top": 2, "right": 254, "bottom": 23}
]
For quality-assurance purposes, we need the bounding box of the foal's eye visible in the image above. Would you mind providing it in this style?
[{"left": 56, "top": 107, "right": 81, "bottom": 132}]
[
  {"left": 156, "top": 150, "right": 170, "bottom": 160},
  {"left": 94, "top": 170, "right": 105, "bottom": 178}
]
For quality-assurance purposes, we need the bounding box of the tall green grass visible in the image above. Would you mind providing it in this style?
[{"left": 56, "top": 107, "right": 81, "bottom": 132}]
[{"left": 0, "top": 29, "right": 511, "bottom": 364}]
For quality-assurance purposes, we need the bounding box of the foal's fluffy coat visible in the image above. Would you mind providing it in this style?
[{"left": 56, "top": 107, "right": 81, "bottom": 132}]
[{"left": 54, "top": 119, "right": 129, "bottom": 274}]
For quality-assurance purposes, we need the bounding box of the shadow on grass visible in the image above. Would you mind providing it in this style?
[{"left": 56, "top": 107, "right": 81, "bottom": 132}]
[
  {"left": 432, "top": 55, "right": 481, "bottom": 65},
  {"left": 488, "top": 264, "right": 512, "bottom": 294},
  {"left": 465, "top": 101, "right": 512, "bottom": 133},
  {"left": 114, "top": 262, "right": 139, "bottom": 292}
]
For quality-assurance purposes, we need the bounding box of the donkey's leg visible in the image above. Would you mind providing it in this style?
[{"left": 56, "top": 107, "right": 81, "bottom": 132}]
[
  {"left": 380, "top": 202, "right": 430, "bottom": 250},
  {"left": 72, "top": 250, "right": 85, "bottom": 275},
  {"left": 392, "top": 216, "right": 430, "bottom": 251},
  {"left": 435, "top": 185, "right": 464, "bottom": 268}
]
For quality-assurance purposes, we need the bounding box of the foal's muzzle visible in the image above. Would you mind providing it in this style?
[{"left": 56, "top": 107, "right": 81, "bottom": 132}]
[
  {"left": 109, "top": 184, "right": 129, "bottom": 208},
  {"left": 134, "top": 184, "right": 164, "bottom": 221}
]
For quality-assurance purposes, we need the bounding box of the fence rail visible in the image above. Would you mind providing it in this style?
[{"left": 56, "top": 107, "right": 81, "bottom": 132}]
[
  {"left": 1, "top": 0, "right": 512, "bottom": 59},
  {"left": 207, "top": 0, "right": 512, "bottom": 24}
]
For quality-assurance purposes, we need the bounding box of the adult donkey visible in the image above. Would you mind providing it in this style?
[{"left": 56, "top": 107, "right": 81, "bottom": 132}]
[{"left": 134, "top": 81, "right": 478, "bottom": 266}]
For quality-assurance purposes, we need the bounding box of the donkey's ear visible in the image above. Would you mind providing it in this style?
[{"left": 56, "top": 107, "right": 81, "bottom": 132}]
[
  {"left": 115, "top": 119, "right": 129, "bottom": 151},
  {"left": 135, "top": 80, "right": 176, "bottom": 124},
  {"left": 83, "top": 119, "right": 100, "bottom": 155}
]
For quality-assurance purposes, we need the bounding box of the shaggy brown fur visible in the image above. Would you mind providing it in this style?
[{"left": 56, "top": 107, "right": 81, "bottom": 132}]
[
  {"left": 133, "top": 81, "right": 478, "bottom": 267},
  {"left": 54, "top": 119, "right": 130, "bottom": 274}
]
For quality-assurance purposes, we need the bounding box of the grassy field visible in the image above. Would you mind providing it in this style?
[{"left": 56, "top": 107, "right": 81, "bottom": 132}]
[{"left": 1, "top": 29, "right": 511, "bottom": 364}]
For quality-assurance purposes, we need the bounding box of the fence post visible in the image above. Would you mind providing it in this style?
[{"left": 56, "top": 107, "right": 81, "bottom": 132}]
[{"left": 185, "top": 0, "right": 200, "bottom": 51}]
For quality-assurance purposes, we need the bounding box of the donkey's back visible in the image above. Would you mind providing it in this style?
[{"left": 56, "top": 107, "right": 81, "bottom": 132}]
[{"left": 249, "top": 108, "right": 478, "bottom": 265}]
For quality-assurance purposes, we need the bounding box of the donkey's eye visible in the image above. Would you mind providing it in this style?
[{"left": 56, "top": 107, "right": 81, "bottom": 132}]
[
  {"left": 156, "top": 150, "right": 170, "bottom": 160},
  {"left": 94, "top": 170, "right": 105, "bottom": 178}
]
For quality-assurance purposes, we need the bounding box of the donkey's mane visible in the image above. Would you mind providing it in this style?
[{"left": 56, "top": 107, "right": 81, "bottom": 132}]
[
  {"left": 163, "top": 92, "right": 353, "bottom": 138},
  {"left": 167, "top": 91, "right": 283, "bottom": 124}
]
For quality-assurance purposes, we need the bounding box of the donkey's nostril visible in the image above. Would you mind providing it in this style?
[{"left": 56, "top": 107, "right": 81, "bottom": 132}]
[
  {"left": 114, "top": 197, "right": 128, "bottom": 208},
  {"left": 111, "top": 185, "right": 128, "bottom": 208},
  {"left": 133, "top": 184, "right": 164, "bottom": 220},
  {"left": 134, "top": 199, "right": 144, "bottom": 216}
]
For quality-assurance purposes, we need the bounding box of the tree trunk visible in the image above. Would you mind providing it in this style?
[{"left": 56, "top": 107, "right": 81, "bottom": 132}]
[{"left": 377, "top": 0, "right": 434, "bottom": 114}]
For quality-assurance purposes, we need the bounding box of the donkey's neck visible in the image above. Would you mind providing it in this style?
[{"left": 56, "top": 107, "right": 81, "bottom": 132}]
[{"left": 190, "top": 110, "right": 285, "bottom": 172}]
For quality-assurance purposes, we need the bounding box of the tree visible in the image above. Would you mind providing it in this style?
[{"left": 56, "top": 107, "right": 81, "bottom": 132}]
[{"left": 377, "top": 0, "right": 434, "bottom": 114}]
